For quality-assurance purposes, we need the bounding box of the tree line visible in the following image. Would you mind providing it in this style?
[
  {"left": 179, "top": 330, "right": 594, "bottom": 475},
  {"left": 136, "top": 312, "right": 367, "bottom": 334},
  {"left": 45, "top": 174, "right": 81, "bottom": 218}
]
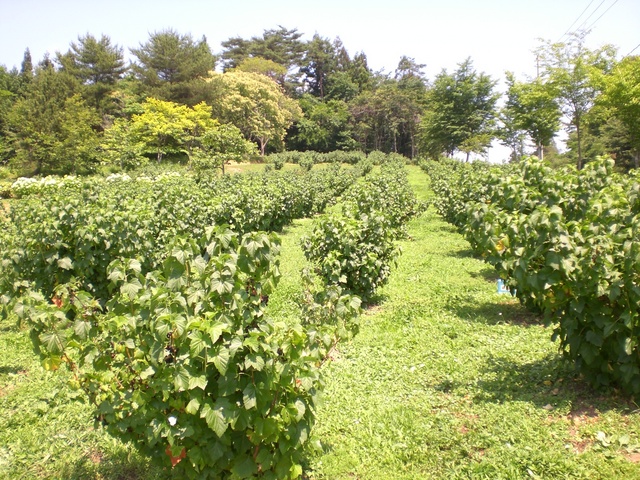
[{"left": 0, "top": 27, "right": 638, "bottom": 176}]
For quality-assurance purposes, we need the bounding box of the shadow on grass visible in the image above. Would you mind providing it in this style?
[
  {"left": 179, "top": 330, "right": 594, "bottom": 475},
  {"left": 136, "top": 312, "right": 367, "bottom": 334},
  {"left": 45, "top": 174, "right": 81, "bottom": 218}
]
[
  {"left": 0, "top": 366, "right": 23, "bottom": 375},
  {"left": 446, "top": 295, "right": 542, "bottom": 327},
  {"left": 60, "top": 449, "right": 170, "bottom": 480},
  {"left": 451, "top": 247, "right": 476, "bottom": 258},
  {"left": 436, "top": 354, "right": 634, "bottom": 415},
  {"left": 469, "top": 266, "right": 499, "bottom": 283}
]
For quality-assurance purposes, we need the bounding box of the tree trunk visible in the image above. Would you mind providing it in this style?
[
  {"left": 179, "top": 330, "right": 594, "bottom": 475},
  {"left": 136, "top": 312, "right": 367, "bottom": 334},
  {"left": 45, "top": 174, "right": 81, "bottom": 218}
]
[{"left": 576, "top": 118, "right": 583, "bottom": 170}]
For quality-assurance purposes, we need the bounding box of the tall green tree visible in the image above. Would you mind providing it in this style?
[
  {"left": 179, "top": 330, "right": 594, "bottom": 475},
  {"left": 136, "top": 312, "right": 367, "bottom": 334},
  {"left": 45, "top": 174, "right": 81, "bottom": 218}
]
[
  {"left": 130, "top": 29, "right": 216, "bottom": 104},
  {"left": 288, "top": 94, "right": 355, "bottom": 152},
  {"left": 6, "top": 63, "right": 99, "bottom": 174},
  {"left": 220, "top": 26, "right": 305, "bottom": 72},
  {"left": 0, "top": 66, "right": 22, "bottom": 162},
  {"left": 220, "top": 26, "right": 305, "bottom": 94},
  {"left": 300, "top": 35, "right": 337, "bottom": 99},
  {"left": 191, "top": 122, "right": 257, "bottom": 174},
  {"left": 500, "top": 72, "right": 561, "bottom": 160},
  {"left": 420, "top": 58, "right": 498, "bottom": 161},
  {"left": 597, "top": 56, "right": 640, "bottom": 168},
  {"left": 348, "top": 51, "right": 374, "bottom": 93},
  {"left": 20, "top": 48, "right": 33, "bottom": 86},
  {"left": 535, "top": 32, "right": 616, "bottom": 169},
  {"left": 57, "top": 34, "right": 127, "bottom": 114},
  {"left": 128, "top": 97, "right": 193, "bottom": 162}
]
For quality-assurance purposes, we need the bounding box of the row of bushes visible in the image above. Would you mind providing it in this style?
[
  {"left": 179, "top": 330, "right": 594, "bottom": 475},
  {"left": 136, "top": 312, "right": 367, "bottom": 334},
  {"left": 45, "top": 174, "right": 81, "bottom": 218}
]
[
  {"left": 3, "top": 165, "right": 369, "bottom": 478},
  {"left": 303, "top": 159, "right": 424, "bottom": 303},
  {"left": 421, "top": 156, "right": 640, "bottom": 395},
  {"left": 0, "top": 166, "right": 359, "bottom": 309},
  {"left": 3, "top": 158, "right": 421, "bottom": 478},
  {"left": 266, "top": 150, "right": 410, "bottom": 170}
]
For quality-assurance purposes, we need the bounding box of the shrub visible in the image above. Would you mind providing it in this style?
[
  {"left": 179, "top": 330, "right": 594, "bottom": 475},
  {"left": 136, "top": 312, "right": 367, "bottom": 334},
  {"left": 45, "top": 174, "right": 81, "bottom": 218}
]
[
  {"left": 298, "top": 156, "right": 314, "bottom": 172},
  {"left": 17, "top": 228, "right": 320, "bottom": 479},
  {"left": 302, "top": 213, "right": 398, "bottom": 303},
  {"left": 367, "top": 150, "right": 387, "bottom": 165},
  {"left": 355, "top": 158, "right": 374, "bottom": 176}
]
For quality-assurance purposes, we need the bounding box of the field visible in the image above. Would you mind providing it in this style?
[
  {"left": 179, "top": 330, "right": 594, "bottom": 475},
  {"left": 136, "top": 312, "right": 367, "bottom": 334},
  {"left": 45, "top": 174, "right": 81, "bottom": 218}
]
[{"left": 0, "top": 164, "right": 639, "bottom": 479}]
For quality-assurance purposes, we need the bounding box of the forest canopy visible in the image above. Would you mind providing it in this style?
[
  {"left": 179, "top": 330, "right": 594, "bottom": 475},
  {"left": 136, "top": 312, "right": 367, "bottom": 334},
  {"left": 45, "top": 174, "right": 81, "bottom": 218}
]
[{"left": 0, "top": 27, "right": 638, "bottom": 176}]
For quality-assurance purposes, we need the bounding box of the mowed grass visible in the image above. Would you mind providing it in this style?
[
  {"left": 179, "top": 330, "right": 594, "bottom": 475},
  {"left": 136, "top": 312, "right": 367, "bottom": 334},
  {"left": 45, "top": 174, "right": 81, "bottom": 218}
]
[
  {"left": 301, "top": 166, "right": 640, "bottom": 479},
  {"left": 1, "top": 164, "right": 639, "bottom": 479}
]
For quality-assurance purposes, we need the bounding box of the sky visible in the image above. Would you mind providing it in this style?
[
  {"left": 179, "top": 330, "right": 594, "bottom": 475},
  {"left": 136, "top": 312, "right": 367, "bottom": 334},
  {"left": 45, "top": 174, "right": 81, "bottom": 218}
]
[{"left": 0, "top": 0, "right": 638, "bottom": 160}]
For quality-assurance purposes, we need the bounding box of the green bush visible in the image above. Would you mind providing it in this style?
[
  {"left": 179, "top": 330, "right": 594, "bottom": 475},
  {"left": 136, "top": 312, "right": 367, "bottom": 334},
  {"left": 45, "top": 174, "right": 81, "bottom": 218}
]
[
  {"left": 272, "top": 154, "right": 285, "bottom": 170},
  {"left": 298, "top": 156, "right": 314, "bottom": 171},
  {"left": 426, "top": 156, "right": 640, "bottom": 395},
  {"left": 0, "top": 181, "right": 12, "bottom": 199},
  {"left": 367, "top": 150, "right": 387, "bottom": 165},
  {"left": 356, "top": 158, "right": 374, "bottom": 176},
  {"left": 0, "top": 166, "right": 12, "bottom": 180},
  {"left": 302, "top": 212, "right": 398, "bottom": 303},
  {"left": 18, "top": 228, "right": 320, "bottom": 479}
]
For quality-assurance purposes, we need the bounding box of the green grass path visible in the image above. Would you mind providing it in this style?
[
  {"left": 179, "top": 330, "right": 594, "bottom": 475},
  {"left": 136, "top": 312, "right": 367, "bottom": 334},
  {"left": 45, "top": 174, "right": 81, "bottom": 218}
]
[{"left": 302, "top": 165, "right": 640, "bottom": 479}]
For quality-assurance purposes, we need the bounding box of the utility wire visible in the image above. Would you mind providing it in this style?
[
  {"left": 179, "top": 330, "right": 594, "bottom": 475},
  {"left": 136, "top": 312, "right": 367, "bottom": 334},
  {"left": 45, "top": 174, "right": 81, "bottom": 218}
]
[
  {"left": 584, "top": 0, "right": 620, "bottom": 31},
  {"left": 575, "top": 0, "right": 608, "bottom": 32},
  {"left": 623, "top": 42, "right": 640, "bottom": 58},
  {"left": 557, "top": 0, "right": 597, "bottom": 42}
]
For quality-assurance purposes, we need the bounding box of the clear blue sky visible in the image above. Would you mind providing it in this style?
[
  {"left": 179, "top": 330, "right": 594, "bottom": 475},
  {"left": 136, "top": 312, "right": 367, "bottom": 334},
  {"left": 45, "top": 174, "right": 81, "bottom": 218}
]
[
  {"left": 1, "top": 0, "right": 638, "bottom": 81},
  {"left": 1, "top": 0, "right": 638, "bottom": 161}
]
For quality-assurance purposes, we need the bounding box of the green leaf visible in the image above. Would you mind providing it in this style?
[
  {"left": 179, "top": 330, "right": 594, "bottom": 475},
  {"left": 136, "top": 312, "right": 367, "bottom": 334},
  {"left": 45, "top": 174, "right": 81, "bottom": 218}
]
[
  {"left": 188, "top": 375, "right": 208, "bottom": 390},
  {"left": 140, "top": 366, "right": 155, "bottom": 379},
  {"left": 42, "top": 356, "right": 62, "bottom": 371},
  {"left": 73, "top": 319, "right": 92, "bottom": 340},
  {"left": 213, "top": 348, "right": 229, "bottom": 375},
  {"left": 57, "top": 257, "right": 73, "bottom": 270},
  {"left": 245, "top": 353, "right": 265, "bottom": 371},
  {"left": 294, "top": 399, "right": 306, "bottom": 421},
  {"left": 120, "top": 281, "right": 142, "bottom": 299},
  {"left": 174, "top": 365, "right": 190, "bottom": 391},
  {"left": 201, "top": 400, "right": 229, "bottom": 437},
  {"left": 40, "top": 331, "right": 65, "bottom": 355},
  {"left": 186, "top": 397, "right": 201, "bottom": 415},
  {"left": 242, "top": 383, "right": 257, "bottom": 410},
  {"left": 208, "top": 323, "right": 225, "bottom": 343},
  {"left": 231, "top": 455, "right": 258, "bottom": 478},
  {"left": 624, "top": 337, "right": 635, "bottom": 356}
]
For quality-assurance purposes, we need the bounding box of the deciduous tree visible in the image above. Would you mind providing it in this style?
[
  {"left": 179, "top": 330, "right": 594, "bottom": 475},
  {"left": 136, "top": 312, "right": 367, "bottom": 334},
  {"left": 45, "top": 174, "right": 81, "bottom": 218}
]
[
  {"left": 420, "top": 58, "right": 498, "bottom": 161},
  {"left": 535, "top": 32, "right": 616, "bottom": 169},
  {"left": 210, "top": 71, "right": 301, "bottom": 155},
  {"left": 597, "top": 56, "right": 640, "bottom": 168},
  {"left": 500, "top": 72, "right": 561, "bottom": 159}
]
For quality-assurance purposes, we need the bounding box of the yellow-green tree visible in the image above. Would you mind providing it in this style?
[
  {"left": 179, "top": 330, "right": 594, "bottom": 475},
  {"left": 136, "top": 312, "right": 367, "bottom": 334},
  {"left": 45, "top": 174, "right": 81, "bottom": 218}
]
[
  {"left": 210, "top": 71, "right": 301, "bottom": 155},
  {"left": 128, "top": 97, "right": 193, "bottom": 162},
  {"left": 598, "top": 56, "right": 640, "bottom": 168}
]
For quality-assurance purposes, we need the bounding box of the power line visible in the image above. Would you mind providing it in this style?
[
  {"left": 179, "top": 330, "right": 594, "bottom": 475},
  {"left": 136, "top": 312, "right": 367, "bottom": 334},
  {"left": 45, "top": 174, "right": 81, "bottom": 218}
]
[
  {"left": 584, "top": 0, "right": 620, "bottom": 31},
  {"left": 557, "top": 0, "right": 597, "bottom": 42},
  {"left": 575, "top": 0, "right": 608, "bottom": 32},
  {"left": 623, "top": 42, "right": 640, "bottom": 58}
]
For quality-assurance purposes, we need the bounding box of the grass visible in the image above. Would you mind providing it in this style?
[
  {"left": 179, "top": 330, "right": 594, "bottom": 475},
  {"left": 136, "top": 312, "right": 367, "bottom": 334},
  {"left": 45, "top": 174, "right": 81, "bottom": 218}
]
[
  {"left": 299, "top": 166, "right": 640, "bottom": 479},
  {"left": 1, "top": 164, "right": 639, "bottom": 479}
]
